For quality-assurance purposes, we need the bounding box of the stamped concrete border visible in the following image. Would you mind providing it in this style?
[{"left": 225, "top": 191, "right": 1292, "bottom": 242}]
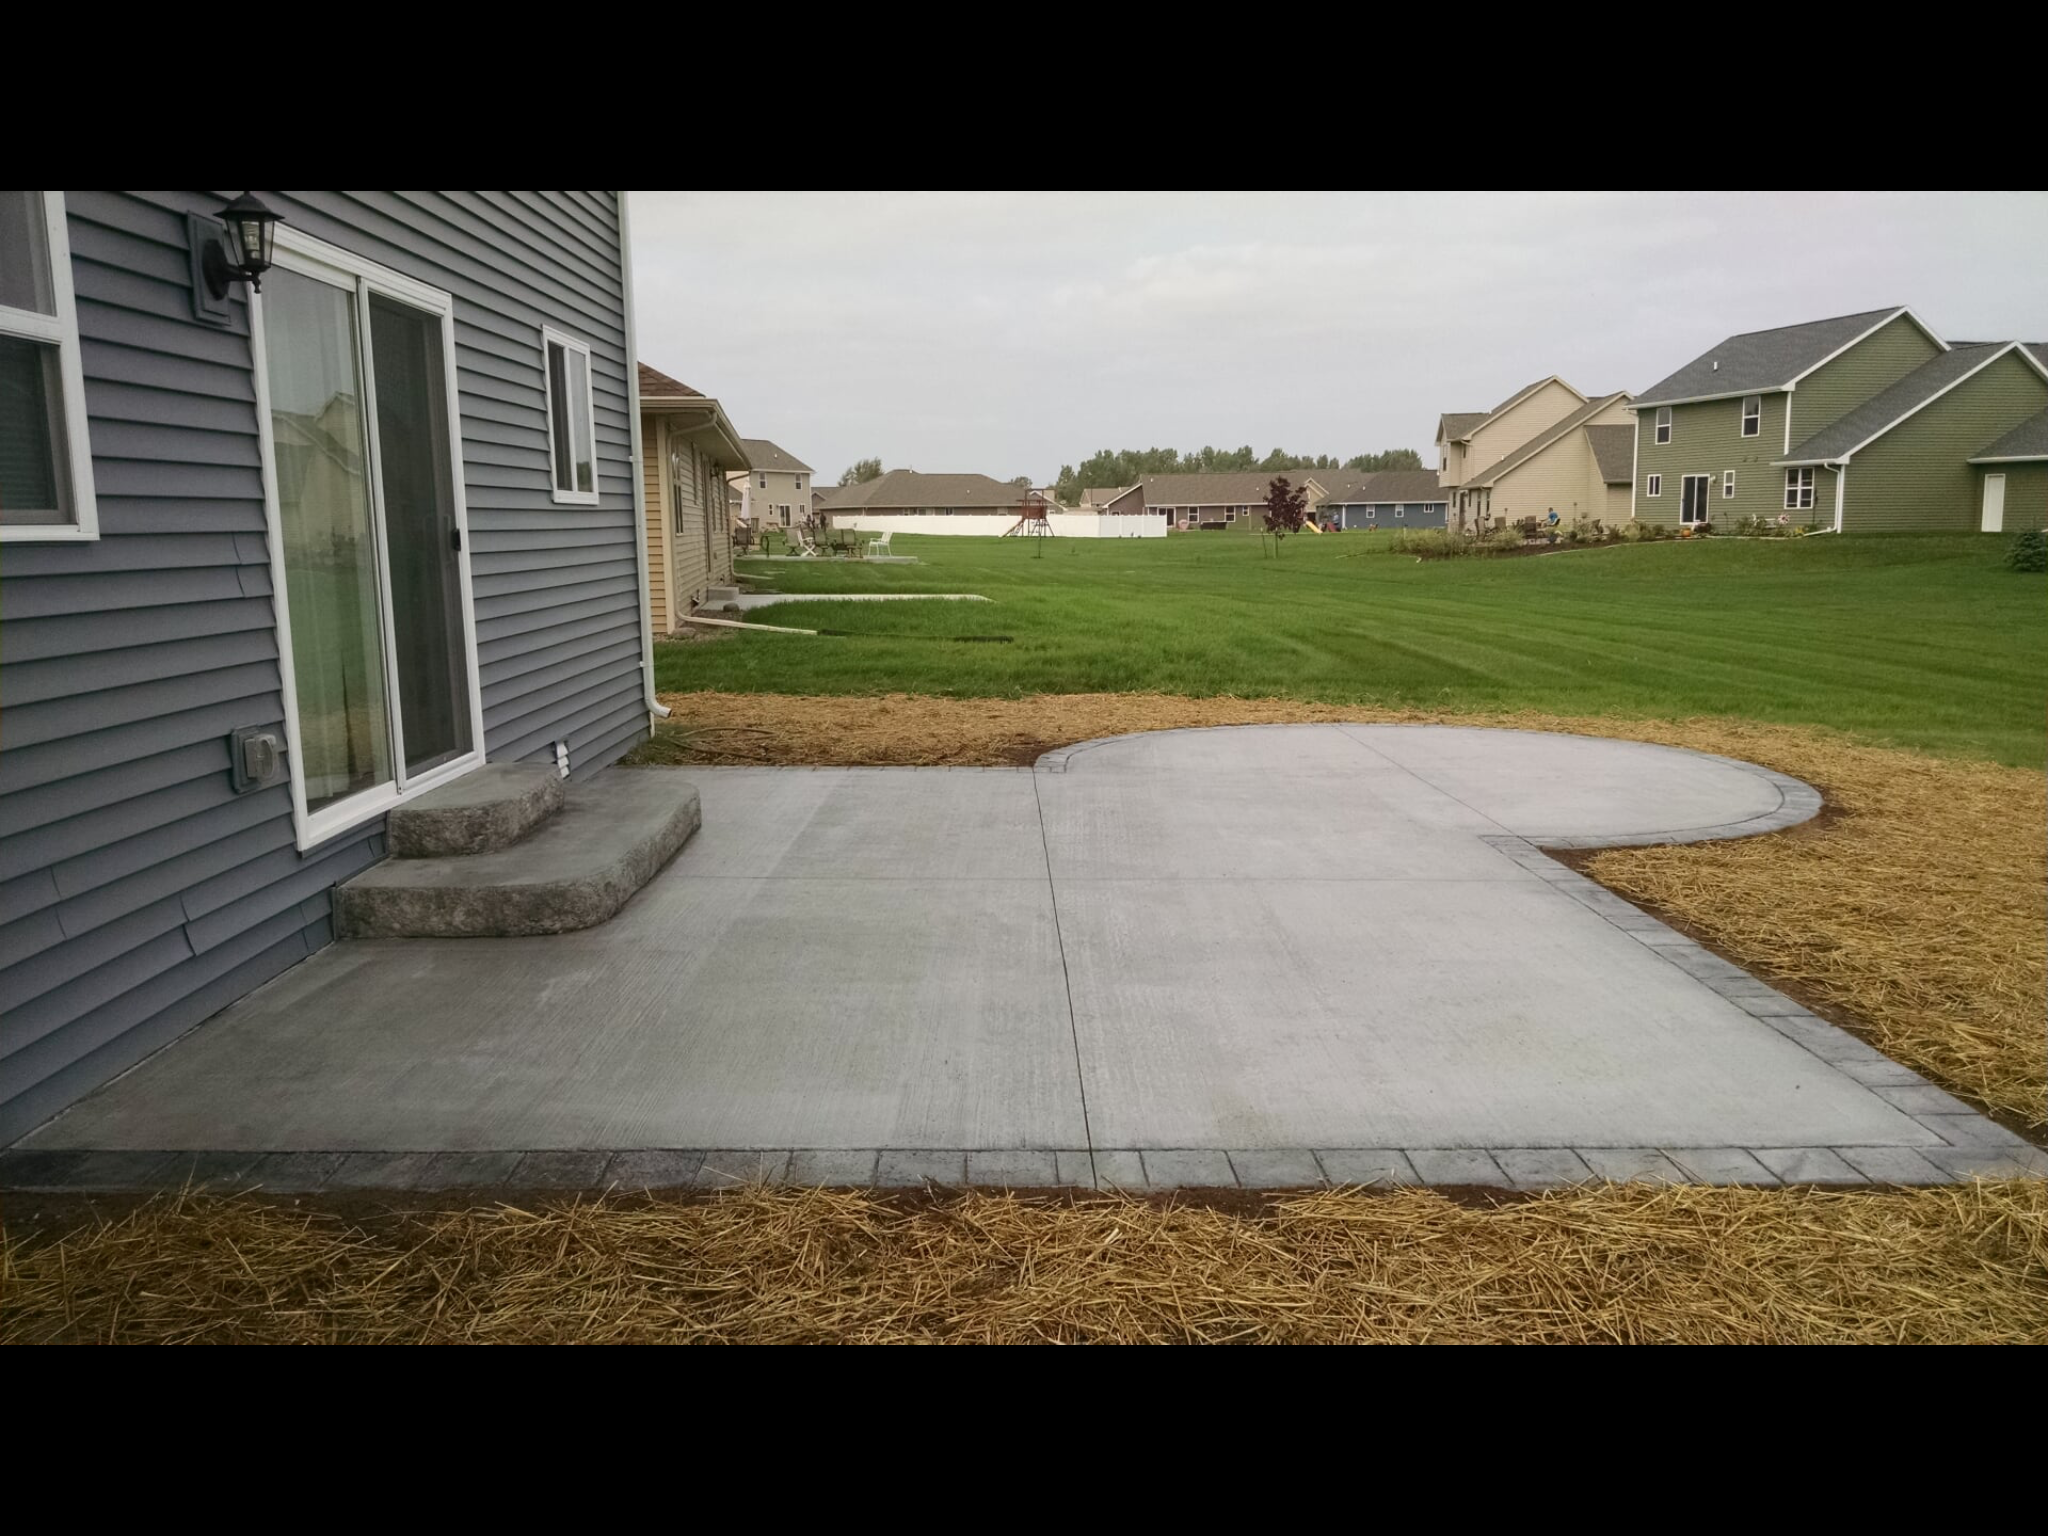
[{"left": 9, "top": 729, "right": 2037, "bottom": 1198}]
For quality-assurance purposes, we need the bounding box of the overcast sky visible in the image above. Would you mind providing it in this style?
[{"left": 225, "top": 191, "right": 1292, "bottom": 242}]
[{"left": 628, "top": 191, "right": 2048, "bottom": 486}]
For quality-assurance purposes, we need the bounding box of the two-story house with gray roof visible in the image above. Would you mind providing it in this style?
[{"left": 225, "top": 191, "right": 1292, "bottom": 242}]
[{"left": 1630, "top": 308, "right": 2047, "bottom": 533}]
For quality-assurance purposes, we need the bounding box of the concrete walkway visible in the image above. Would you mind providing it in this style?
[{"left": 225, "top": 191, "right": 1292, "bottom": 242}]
[
  {"left": 10, "top": 726, "right": 2040, "bottom": 1191},
  {"left": 729, "top": 593, "right": 990, "bottom": 611}
]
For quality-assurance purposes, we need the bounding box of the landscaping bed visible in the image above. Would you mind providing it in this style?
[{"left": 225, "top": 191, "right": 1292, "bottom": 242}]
[{"left": 5, "top": 1181, "right": 2042, "bottom": 1344}]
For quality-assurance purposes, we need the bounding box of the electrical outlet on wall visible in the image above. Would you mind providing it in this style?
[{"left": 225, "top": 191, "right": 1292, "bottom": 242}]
[{"left": 229, "top": 726, "right": 288, "bottom": 793}]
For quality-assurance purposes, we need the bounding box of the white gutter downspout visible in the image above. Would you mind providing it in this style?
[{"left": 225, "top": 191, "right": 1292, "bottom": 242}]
[
  {"left": 616, "top": 190, "right": 669, "bottom": 722},
  {"left": 1833, "top": 463, "right": 1846, "bottom": 533}
]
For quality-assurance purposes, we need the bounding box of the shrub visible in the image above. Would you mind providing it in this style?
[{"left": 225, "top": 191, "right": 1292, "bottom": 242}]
[
  {"left": 1486, "top": 526, "right": 1524, "bottom": 553},
  {"left": 2007, "top": 527, "right": 2048, "bottom": 573}
]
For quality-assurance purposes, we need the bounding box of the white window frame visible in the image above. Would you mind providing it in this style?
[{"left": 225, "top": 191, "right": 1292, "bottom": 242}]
[
  {"left": 1784, "top": 466, "right": 1816, "bottom": 510},
  {"left": 1723, "top": 470, "right": 1736, "bottom": 499},
  {"left": 1655, "top": 406, "right": 1672, "bottom": 444},
  {"left": 251, "top": 226, "right": 487, "bottom": 852},
  {"left": 1740, "top": 395, "right": 1760, "bottom": 438},
  {"left": 540, "top": 324, "right": 600, "bottom": 506},
  {"left": 1395, "top": 507, "right": 1405, "bottom": 519},
  {"left": 1, "top": 192, "right": 99, "bottom": 542},
  {"left": 1646, "top": 474, "right": 1662, "bottom": 497}
]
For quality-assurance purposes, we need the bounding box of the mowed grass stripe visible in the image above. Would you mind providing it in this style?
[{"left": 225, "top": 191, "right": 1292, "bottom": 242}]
[{"left": 655, "top": 532, "right": 2046, "bottom": 764}]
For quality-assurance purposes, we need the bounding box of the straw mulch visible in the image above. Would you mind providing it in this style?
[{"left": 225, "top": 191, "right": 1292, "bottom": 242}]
[
  {"left": 649, "top": 692, "right": 2047, "bottom": 1128},
  {"left": 5, "top": 1182, "right": 2044, "bottom": 1344}
]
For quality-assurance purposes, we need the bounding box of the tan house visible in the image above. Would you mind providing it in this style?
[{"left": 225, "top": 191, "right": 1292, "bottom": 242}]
[
  {"left": 1437, "top": 376, "right": 1594, "bottom": 529},
  {"left": 1453, "top": 391, "right": 1636, "bottom": 528},
  {"left": 731, "top": 438, "right": 813, "bottom": 528},
  {"left": 1134, "top": 471, "right": 1332, "bottom": 528},
  {"left": 1080, "top": 484, "right": 1147, "bottom": 516},
  {"left": 639, "top": 363, "right": 749, "bottom": 636}
]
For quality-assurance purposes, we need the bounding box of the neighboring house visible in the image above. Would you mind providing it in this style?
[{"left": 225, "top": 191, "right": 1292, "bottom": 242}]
[
  {"left": 1315, "top": 471, "right": 1453, "bottom": 529},
  {"left": 1454, "top": 392, "right": 1635, "bottom": 527},
  {"left": 639, "top": 363, "right": 748, "bottom": 634},
  {"left": 1967, "top": 405, "right": 2047, "bottom": 532},
  {"left": 1631, "top": 308, "right": 2048, "bottom": 533},
  {"left": 1079, "top": 484, "right": 1146, "bottom": 516},
  {"left": 730, "top": 438, "right": 811, "bottom": 527},
  {"left": 1436, "top": 376, "right": 1589, "bottom": 529},
  {"left": 1134, "top": 472, "right": 1326, "bottom": 529},
  {"left": 821, "top": 470, "right": 1042, "bottom": 518},
  {"left": 0, "top": 191, "right": 658, "bottom": 1141}
]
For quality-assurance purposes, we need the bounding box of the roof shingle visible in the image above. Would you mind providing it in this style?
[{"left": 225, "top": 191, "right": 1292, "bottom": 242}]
[
  {"left": 821, "top": 469, "right": 1035, "bottom": 510},
  {"left": 638, "top": 362, "right": 702, "bottom": 399},
  {"left": 1971, "top": 407, "right": 2048, "bottom": 463},
  {"left": 1636, "top": 307, "right": 1911, "bottom": 406},
  {"left": 740, "top": 438, "right": 813, "bottom": 474},
  {"left": 1585, "top": 424, "right": 1635, "bottom": 484},
  {"left": 1319, "top": 470, "right": 1448, "bottom": 505}
]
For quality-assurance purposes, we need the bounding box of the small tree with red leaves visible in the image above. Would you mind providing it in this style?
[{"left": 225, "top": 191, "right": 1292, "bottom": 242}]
[{"left": 1261, "top": 475, "right": 1308, "bottom": 554}]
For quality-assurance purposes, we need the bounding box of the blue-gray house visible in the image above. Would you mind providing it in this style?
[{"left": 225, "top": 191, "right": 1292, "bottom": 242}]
[
  {"left": 1316, "top": 470, "right": 1451, "bottom": 530},
  {"left": 0, "top": 192, "right": 664, "bottom": 1142}
]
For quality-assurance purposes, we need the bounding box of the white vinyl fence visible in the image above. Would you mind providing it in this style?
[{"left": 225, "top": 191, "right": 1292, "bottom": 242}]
[{"left": 827, "top": 512, "right": 1165, "bottom": 539}]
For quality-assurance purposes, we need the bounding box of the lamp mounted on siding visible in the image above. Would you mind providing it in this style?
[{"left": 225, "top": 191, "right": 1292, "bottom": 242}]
[{"left": 200, "top": 192, "right": 282, "bottom": 298}]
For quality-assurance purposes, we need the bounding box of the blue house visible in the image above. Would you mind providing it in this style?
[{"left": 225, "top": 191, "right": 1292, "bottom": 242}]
[{"left": 1316, "top": 470, "right": 1451, "bottom": 529}]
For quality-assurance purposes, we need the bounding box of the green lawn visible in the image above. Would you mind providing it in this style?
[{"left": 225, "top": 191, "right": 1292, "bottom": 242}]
[{"left": 653, "top": 531, "right": 2047, "bottom": 766}]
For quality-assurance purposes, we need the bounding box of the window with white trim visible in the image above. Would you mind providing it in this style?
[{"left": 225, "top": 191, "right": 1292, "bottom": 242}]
[
  {"left": 1655, "top": 406, "right": 1672, "bottom": 445},
  {"left": 1740, "top": 395, "right": 1760, "bottom": 437},
  {"left": 1, "top": 191, "right": 97, "bottom": 540},
  {"left": 1646, "top": 474, "right": 1662, "bottom": 497},
  {"left": 1784, "top": 467, "right": 1815, "bottom": 510},
  {"left": 1395, "top": 507, "right": 1405, "bottom": 519},
  {"left": 1723, "top": 470, "right": 1736, "bottom": 499},
  {"left": 540, "top": 327, "right": 598, "bottom": 504}
]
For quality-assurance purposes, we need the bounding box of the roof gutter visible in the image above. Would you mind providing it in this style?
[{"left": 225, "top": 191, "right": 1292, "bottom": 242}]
[
  {"left": 617, "top": 191, "right": 668, "bottom": 723},
  {"left": 646, "top": 396, "right": 753, "bottom": 470}
]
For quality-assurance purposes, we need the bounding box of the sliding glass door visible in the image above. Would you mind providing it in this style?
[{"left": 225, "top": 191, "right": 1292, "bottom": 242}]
[{"left": 258, "top": 237, "right": 479, "bottom": 845}]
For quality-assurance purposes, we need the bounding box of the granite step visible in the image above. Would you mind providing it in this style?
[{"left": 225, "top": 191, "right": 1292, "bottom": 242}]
[
  {"left": 337, "top": 769, "right": 699, "bottom": 938},
  {"left": 386, "top": 763, "right": 562, "bottom": 858}
]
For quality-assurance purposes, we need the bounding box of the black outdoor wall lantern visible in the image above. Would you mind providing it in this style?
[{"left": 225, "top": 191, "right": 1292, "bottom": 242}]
[{"left": 201, "top": 192, "right": 282, "bottom": 298}]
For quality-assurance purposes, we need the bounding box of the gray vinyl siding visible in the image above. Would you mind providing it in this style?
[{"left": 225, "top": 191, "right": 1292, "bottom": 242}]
[
  {"left": 1328, "top": 502, "right": 1449, "bottom": 529},
  {"left": 0, "top": 190, "right": 646, "bottom": 1142}
]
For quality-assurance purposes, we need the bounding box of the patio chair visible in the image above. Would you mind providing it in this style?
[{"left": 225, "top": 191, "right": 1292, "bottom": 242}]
[
  {"left": 787, "top": 528, "right": 821, "bottom": 557},
  {"left": 865, "top": 530, "right": 893, "bottom": 557}
]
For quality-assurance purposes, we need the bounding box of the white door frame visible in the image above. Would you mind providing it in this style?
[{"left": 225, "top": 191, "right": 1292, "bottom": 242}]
[
  {"left": 1980, "top": 473, "right": 2006, "bottom": 533},
  {"left": 1680, "top": 473, "right": 1712, "bottom": 525},
  {"left": 251, "top": 225, "right": 488, "bottom": 852}
]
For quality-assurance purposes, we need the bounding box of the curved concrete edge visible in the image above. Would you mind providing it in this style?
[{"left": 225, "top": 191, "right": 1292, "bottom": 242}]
[{"left": 1033, "top": 722, "right": 1825, "bottom": 850}]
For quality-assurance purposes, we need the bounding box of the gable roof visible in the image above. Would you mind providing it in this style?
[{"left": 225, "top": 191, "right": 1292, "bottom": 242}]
[
  {"left": 1320, "top": 470, "right": 1448, "bottom": 506},
  {"left": 1436, "top": 378, "right": 1584, "bottom": 446},
  {"left": 1464, "top": 392, "right": 1632, "bottom": 488},
  {"left": 822, "top": 469, "right": 1035, "bottom": 510},
  {"left": 1081, "top": 484, "right": 1144, "bottom": 511},
  {"left": 1970, "top": 407, "right": 2048, "bottom": 464},
  {"left": 740, "top": 438, "right": 813, "bottom": 474},
  {"left": 1584, "top": 424, "right": 1635, "bottom": 484},
  {"left": 638, "top": 362, "right": 703, "bottom": 400},
  {"left": 1635, "top": 307, "right": 1943, "bottom": 408},
  {"left": 1778, "top": 343, "right": 2033, "bottom": 464}
]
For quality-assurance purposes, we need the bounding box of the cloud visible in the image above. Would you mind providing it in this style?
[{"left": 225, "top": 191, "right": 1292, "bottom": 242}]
[{"left": 628, "top": 191, "right": 2048, "bottom": 484}]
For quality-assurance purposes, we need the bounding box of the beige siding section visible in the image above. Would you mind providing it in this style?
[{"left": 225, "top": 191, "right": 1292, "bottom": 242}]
[
  {"left": 1790, "top": 314, "right": 1943, "bottom": 447},
  {"left": 1845, "top": 353, "right": 2048, "bottom": 532},
  {"left": 742, "top": 468, "right": 809, "bottom": 526},
  {"left": 1485, "top": 400, "right": 1633, "bottom": 525},
  {"left": 1463, "top": 380, "right": 1584, "bottom": 477},
  {"left": 643, "top": 416, "right": 671, "bottom": 634}
]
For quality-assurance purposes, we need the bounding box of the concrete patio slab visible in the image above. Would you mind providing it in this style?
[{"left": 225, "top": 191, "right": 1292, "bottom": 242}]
[{"left": 14, "top": 724, "right": 2024, "bottom": 1191}]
